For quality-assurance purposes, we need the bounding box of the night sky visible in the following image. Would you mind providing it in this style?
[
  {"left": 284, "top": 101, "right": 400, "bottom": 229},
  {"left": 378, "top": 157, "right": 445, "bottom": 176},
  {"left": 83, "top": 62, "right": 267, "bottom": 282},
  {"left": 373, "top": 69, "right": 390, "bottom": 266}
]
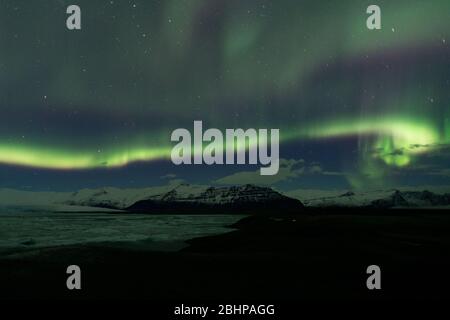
[{"left": 0, "top": 0, "right": 449, "bottom": 191}]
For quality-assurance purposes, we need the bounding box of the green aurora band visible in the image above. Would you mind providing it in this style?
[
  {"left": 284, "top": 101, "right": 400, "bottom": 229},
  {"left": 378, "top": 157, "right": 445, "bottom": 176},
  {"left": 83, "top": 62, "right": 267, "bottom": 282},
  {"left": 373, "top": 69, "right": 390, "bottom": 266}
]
[{"left": 1, "top": 115, "right": 447, "bottom": 170}]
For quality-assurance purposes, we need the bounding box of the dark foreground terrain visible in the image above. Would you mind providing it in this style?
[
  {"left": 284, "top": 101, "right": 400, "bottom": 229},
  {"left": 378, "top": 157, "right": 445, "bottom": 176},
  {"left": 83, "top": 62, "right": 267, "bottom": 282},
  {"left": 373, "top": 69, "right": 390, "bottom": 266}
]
[{"left": 1, "top": 208, "right": 450, "bottom": 301}]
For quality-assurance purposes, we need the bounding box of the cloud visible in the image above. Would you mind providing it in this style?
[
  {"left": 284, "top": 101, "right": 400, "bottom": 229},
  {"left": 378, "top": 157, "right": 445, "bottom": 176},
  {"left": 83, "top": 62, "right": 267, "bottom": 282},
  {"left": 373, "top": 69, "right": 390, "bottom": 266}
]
[
  {"left": 160, "top": 174, "right": 187, "bottom": 186},
  {"left": 386, "top": 161, "right": 450, "bottom": 178},
  {"left": 160, "top": 173, "right": 177, "bottom": 180},
  {"left": 214, "top": 158, "right": 329, "bottom": 185},
  {"left": 167, "top": 178, "right": 187, "bottom": 186}
]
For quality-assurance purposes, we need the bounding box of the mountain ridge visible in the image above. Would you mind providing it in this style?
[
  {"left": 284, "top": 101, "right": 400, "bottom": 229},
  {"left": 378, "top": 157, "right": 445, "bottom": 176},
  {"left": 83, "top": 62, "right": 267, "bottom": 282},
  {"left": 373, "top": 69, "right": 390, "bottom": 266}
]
[
  {"left": 127, "top": 184, "right": 304, "bottom": 214},
  {"left": 1, "top": 185, "right": 449, "bottom": 212},
  {"left": 300, "top": 189, "right": 450, "bottom": 209}
]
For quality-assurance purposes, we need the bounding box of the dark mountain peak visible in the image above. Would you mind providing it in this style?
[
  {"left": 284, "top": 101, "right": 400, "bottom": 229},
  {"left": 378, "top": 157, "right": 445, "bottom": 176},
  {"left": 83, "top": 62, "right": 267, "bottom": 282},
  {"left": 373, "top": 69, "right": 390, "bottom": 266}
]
[
  {"left": 160, "top": 189, "right": 178, "bottom": 201},
  {"left": 92, "top": 189, "right": 109, "bottom": 197},
  {"left": 370, "top": 190, "right": 408, "bottom": 208},
  {"left": 402, "top": 190, "right": 450, "bottom": 206},
  {"left": 339, "top": 191, "right": 355, "bottom": 197},
  {"left": 127, "top": 184, "right": 304, "bottom": 214}
]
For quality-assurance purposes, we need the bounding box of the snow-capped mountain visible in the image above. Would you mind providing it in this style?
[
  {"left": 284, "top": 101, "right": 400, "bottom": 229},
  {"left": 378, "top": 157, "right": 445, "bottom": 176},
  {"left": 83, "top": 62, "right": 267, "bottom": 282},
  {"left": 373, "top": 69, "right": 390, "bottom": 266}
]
[
  {"left": 0, "top": 184, "right": 303, "bottom": 213},
  {"left": 298, "top": 189, "right": 450, "bottom": 209},
  {"left": 61, "top": 183, "right": 302, "bottom": 211},
  {"left": 63, "top": 185, "right": 175, "bottom": 209},
  {"left": 1, "top": 185, "right": 449, "bottom": 212},
  {"left": 127, "top": 184, "right": 304, "bottom": 213}
]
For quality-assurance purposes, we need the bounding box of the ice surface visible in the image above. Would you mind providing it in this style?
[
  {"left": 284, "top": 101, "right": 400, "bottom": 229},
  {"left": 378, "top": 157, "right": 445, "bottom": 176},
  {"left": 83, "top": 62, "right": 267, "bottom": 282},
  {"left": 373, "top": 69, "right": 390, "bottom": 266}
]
[{"left": 0, "top": 212, "right": 245, "bottom": 255}]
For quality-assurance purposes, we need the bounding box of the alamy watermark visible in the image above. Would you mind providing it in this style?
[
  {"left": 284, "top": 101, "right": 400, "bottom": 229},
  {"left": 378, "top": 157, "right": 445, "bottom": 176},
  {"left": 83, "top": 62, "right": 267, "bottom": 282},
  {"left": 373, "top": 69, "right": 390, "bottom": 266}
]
[
  {"left": 65, "top": 4, "right": 381, "bottom": 31},
  {"left": 170, "top": 121, "right": 279, "bottom": 176}
]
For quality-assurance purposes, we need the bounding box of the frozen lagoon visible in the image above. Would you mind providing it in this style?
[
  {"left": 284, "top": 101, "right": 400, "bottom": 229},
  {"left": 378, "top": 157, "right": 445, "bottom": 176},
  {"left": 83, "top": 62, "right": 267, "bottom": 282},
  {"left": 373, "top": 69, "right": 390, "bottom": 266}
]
[{"left": 0, "top": 211, "right": 244, "bottom": 255}]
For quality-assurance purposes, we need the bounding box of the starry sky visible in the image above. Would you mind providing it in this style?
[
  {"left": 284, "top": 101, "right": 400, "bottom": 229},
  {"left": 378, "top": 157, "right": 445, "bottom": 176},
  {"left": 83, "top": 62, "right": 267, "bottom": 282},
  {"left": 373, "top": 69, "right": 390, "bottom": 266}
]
[{"left": 0, "top": 0, "right": 449, "bottom": 191}]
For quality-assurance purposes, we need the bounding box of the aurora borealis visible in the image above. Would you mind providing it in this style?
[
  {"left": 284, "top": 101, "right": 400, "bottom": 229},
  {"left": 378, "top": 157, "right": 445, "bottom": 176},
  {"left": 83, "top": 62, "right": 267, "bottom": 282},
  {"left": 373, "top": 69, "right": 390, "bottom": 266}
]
[{"left": 0, "top": 0, "right": 449, "bottom": 190}]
